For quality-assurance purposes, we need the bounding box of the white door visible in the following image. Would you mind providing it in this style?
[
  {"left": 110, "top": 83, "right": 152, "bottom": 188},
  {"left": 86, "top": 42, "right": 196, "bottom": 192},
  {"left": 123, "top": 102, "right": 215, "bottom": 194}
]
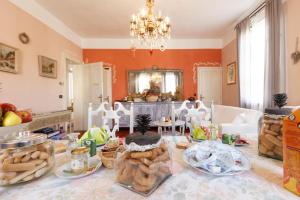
[
  {"left": 197, "top": 67, "right": 222, "bottom": 105},
  {"left": 71, "top": 62, "right": 105, "bottom": 131}
]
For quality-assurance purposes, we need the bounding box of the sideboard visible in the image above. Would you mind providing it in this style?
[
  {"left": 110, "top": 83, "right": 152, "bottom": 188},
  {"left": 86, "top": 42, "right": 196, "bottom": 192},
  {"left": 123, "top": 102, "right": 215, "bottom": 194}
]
[{"left": 115, "top": 101, "right": 193, "bottom": 128}]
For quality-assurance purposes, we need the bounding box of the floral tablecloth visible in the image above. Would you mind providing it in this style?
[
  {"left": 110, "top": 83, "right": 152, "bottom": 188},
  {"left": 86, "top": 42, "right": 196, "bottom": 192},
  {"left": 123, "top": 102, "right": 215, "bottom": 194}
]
[{"left": 0, "top": 136, "right": 298, "bottom": 200}]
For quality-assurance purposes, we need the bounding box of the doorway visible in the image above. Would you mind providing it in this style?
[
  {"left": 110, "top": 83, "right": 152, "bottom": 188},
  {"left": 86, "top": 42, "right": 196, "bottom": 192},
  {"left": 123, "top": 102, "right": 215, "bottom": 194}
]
[{"left": 197, "top": 67, "right": 222, "bottom": 105}]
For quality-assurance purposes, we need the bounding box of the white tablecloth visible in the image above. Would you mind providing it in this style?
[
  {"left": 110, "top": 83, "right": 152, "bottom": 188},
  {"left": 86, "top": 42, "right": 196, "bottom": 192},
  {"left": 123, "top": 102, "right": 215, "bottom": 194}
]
[{"left": 0, "top": 136, "right": 298, "bottom": 200}]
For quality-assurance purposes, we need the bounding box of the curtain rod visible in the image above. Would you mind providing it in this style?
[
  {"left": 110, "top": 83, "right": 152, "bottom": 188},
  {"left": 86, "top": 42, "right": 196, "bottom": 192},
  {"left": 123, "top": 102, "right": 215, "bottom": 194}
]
[
  {"left": 249, "top": 2, "right": 266, "bottom": 18},
  {"left": 235, "top": 1, "right": 266, "bottom": 29}
]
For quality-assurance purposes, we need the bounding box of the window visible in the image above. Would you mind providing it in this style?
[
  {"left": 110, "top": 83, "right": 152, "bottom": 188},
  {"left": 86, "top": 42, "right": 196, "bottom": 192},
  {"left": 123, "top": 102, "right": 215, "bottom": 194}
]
[
  {"left": 249, "top": 10, "right": 266, "bottom": 110},
  {"left": 129, "top": 70, "right": 182, "bottom": 95},
  {"left": 238, "top": 8, "right": 266, "bottom": 110}
]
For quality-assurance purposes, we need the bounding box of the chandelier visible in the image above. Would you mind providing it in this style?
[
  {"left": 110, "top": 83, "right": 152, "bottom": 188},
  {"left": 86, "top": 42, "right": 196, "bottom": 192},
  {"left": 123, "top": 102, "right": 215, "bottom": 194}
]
[{"left": 130, "top": 0, "right": 171, "bottom": 51}]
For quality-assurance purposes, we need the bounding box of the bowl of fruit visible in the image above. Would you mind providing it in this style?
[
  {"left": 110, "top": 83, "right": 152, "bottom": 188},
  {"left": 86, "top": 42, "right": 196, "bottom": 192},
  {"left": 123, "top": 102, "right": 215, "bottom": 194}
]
[
  {"left": 191, "top": 125, "right": 210, "bottom": 142},
  {"left": 0, "top": 103, "right": 32, "bottom": 136}
]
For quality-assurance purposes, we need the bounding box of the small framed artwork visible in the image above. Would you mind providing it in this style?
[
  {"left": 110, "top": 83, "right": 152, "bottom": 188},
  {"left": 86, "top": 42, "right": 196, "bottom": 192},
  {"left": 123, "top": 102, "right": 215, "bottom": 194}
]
[
  {"left": 0, "top": 43, "right": 19, "bottom": 74},
  {"left": 38, "top": 55, "right": 57, "bottom": 79},
  {"left": 226, "top": 62, "right": 237, "bottom": 85}
]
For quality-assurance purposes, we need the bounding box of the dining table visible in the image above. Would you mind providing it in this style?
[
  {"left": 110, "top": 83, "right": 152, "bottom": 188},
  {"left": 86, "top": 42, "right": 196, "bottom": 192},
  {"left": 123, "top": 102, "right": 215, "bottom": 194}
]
[{"left": 0, "top": 135, "right": 298, "bottom": 200}]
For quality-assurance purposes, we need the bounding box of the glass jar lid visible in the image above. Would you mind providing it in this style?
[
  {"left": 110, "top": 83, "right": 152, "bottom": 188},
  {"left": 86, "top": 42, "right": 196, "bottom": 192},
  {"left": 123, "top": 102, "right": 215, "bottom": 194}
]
[{"left": 0, "top": 131, "right": 47, "bottom": 149}]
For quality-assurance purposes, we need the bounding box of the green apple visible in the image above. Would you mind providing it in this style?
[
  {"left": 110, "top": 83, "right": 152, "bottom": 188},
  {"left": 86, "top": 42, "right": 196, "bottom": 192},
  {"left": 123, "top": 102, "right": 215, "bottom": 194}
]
[
  {"left": 193, "top": 127, "right": 207, "bottom": 140},
  {"left": 2, "top": 111, "right": 22, "bottom": 127},
  {"left": 79, "top": 127, "right": 110, "bottom": 145}
]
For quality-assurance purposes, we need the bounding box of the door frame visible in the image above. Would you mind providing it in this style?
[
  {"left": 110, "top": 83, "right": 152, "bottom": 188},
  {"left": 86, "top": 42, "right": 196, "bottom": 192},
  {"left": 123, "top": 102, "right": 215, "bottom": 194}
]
[
  {"left": 103, "top": 63, "right": 113, "bottom": 105},
  {"left": 62, "top": 51, "right": 82, "bottom": 110},
  {"left": 197, "top": 67, "right": 223, "bottom": 104}
]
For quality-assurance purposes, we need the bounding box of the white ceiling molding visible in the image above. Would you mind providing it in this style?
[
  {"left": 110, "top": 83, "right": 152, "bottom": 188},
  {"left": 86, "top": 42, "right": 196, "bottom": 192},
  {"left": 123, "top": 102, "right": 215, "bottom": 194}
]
[
  {"left": 9, "top": 0, "right": 224, "bottom": 49},
  {"left": 9, "top": 0, "right": 82, "bottom": 47},
  {"left": 81, "top": 38, "right": 223, "bottom": 49}
]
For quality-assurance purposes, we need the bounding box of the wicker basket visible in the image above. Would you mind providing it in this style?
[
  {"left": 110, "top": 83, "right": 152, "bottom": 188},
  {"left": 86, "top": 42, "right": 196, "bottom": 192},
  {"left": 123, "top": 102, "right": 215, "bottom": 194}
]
[
  {"left": 98, "top": 146, "right": 125, "bottom": 169},
  {"left": 98, "top": 151, "right": 117, "bottom": 169}
]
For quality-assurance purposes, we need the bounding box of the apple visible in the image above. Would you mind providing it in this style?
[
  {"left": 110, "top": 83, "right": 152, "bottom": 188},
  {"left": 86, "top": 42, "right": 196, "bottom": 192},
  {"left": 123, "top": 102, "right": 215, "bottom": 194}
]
[
  {"left": 0, "top": 107, "right": 2, "bottom": 126},
  {"left": 1, "top": 103, "right": 17, "bottom": 115},
  {"left": 16, "top": 110, "right": 32, "bottom": 123},
  {"left": 2, "top": 111, "right": 22, "bottom": 127}
]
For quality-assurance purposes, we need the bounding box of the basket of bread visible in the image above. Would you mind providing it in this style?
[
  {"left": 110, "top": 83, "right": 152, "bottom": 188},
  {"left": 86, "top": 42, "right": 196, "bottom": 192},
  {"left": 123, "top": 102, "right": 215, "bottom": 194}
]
[
  {"left": 98, "top": 138, "right": 125, "bottom": 169},
  {"left": 0, "top": 132, "right": 54, "bottom": 185}
]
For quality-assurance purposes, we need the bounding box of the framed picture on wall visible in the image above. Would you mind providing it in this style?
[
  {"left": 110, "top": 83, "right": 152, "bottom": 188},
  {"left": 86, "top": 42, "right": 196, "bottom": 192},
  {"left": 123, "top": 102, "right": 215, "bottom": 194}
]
[
  {"left": 38, "top": 55, "right": 57, "bottom": 79},
  {"left": 0, "top": 43, "right": 19, "bottom": 74},
  {"left": 226, "top": 62, "right": 236, "bottom": 85}
]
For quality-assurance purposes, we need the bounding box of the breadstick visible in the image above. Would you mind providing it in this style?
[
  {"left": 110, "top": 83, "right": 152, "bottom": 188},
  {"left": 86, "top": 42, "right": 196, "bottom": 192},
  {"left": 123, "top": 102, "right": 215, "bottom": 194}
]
[
  {"left": 128, "top": 159, "right": 141, "bottom": 166},
  {"left": 140, "top": 158, "right": 152, "bottom": 166},
  {"left": 30, "top": 159, "right": 44, "bottom": 166},
  {"left": 37, "top": 142, "right": 52, "bottom": 154},
  {"left": 35, "top": 166, "right": 49, "bottom": 178},
  {"left": 39, "top": 152, "right": 49, "bottom": 160},
  {"left": 2, "top": 162, "right": 36, "bottom": 172},
  {"left": 12, "top": 146, "right": 37, "bottom": 158},
  {"left": 31, "top": 151, "right": 41, "bottom": 159},
  {"left": 130, "top": 151, "right": 152, "bottom": 159},
  {"left": 265, "top": 134, "right": 282, "bottom": 147},
  {"left": 132, "top": 181, "right": 153, "bottom": 192},
  {"left": 138, "top": 164, "right": 158, "bottom": 175},
  {"left": 159, "top": 143, "right": 168, "bottom": 151},
  {"left": 0, "top": 151, "right": 9, "bottom": 162},
  {"left": 264, "top": 129, "right": 278, "bottom": 136},
  {"left": 134, "top": 170, "right": 157, "bottom": 187},
  {"left": 21, "top": 154, "right": 31, "bottom": 163},
  {"left": 22, "top": 174, "right": 34, "bottom": 182},
  {"left": 3, "top": 158, "right": 13, "bottom": 165},
  {"left": 0, "top": 172, "right": 17, "bottom": 180},
  {"left": 14, "top": 156, "right": 22, "bottom": 164},
  {"left": 153, "top": 151, "right": 170, "bottom": 163},
  {"left": 9, "top": 162, "right": 47, "bottom": 184}
]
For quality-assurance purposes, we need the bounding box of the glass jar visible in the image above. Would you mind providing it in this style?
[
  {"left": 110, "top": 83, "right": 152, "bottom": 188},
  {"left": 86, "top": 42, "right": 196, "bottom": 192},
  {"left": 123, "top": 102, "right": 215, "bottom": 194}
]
[
  {"left": 71, "top": 146, "right": 89, "bottom": 174},
  {"left": 115, "top": 140, "right": 172, "bottom": 196},
  {"left": 0, "top": 132, "right": 55, "bottom": 186},
  {"left": 259, "top": 114, "right": 284, "bottom": 160}
]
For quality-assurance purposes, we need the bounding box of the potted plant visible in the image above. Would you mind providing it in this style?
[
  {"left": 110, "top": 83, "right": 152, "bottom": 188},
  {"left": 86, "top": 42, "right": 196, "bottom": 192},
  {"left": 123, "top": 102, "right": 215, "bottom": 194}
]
[{"left": 125, "top": 114, "right": 161, "bottom": 145}]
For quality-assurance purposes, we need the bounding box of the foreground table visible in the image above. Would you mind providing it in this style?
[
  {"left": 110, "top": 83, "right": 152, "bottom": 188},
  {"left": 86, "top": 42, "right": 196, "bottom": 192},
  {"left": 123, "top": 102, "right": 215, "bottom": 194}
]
[{"left": 0, "top": 136, "right": 298, "bottom": 200}]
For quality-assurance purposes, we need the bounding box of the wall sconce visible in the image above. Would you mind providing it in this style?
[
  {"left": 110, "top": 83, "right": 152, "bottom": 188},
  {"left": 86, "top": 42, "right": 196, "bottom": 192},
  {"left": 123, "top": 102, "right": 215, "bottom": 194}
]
[{"left": 292, "top": 37, "right": 300, "bottom": 64}]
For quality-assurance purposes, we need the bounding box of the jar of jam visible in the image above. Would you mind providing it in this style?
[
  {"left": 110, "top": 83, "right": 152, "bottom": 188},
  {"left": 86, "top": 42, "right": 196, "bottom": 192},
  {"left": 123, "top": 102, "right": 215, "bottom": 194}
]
[{"left": 71, "top": 147, "right": 89, "bottom": 174}]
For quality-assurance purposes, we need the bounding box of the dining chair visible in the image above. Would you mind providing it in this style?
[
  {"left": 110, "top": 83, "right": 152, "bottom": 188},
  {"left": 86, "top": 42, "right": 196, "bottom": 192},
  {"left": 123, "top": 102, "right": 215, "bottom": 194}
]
[
  {"left": 171, "top": 100, "right": 190, "bottom": 135},
  {"left": 88, "top": 102, "right": 134, "bottom": 138},
  {"left": 186, "top": 100, "right": 213, "bottom": 133}
]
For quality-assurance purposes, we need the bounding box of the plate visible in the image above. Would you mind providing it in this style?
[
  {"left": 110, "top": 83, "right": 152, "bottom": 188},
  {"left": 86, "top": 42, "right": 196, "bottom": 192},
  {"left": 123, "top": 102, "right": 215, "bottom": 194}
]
[
  {"left": 55, "top": 156, "right": 102, "bottom": 179},
  {"left": 190, "top": 135, "right": 206, "bottom": 143},
  {"left": 183, "top": 141, "right": 251, "bottom": 176}
]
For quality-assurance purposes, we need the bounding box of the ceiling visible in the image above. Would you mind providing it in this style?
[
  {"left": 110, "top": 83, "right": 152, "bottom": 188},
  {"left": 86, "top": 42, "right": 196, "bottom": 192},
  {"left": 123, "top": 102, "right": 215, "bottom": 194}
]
[{"left": 34, "top": 0, "right": 261, "bottom": 39}]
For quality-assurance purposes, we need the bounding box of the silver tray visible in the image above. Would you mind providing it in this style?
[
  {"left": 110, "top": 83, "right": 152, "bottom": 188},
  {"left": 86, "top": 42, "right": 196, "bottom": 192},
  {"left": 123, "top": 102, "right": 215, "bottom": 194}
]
[{"left": 183, "top": 142, "right": 251, "bottom": 176}]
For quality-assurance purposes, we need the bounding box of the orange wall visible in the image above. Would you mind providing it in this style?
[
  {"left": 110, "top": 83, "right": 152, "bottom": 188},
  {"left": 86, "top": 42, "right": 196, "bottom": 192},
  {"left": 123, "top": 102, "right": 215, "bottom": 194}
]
[
  {"left": 83, "top": 49, "right": 221, "bottom": 102},
  {"left": 222, "top": 39, "right": 240, "bottom": 107}
]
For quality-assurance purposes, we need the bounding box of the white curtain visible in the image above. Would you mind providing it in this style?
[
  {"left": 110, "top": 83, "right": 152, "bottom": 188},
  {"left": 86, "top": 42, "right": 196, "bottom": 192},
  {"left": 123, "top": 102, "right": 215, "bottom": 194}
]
[
  {"left": 165, "top": 72, "right": 177, "bottom": 94},
  {"left": 264, "top": 0, "right": 286, "bottom": 108},
  {"left": 136, "top": 73, "right": 150, "bottom": 93},
  {"left": 237, "top": 13, "right": 266, "bottom": 111}
]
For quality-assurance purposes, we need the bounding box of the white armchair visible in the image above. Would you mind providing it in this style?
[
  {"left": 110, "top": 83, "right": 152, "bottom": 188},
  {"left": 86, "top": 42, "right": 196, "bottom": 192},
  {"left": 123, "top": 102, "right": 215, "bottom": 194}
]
[{"left": 212, "top": 105, "right": 263, "bottom": 135}]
